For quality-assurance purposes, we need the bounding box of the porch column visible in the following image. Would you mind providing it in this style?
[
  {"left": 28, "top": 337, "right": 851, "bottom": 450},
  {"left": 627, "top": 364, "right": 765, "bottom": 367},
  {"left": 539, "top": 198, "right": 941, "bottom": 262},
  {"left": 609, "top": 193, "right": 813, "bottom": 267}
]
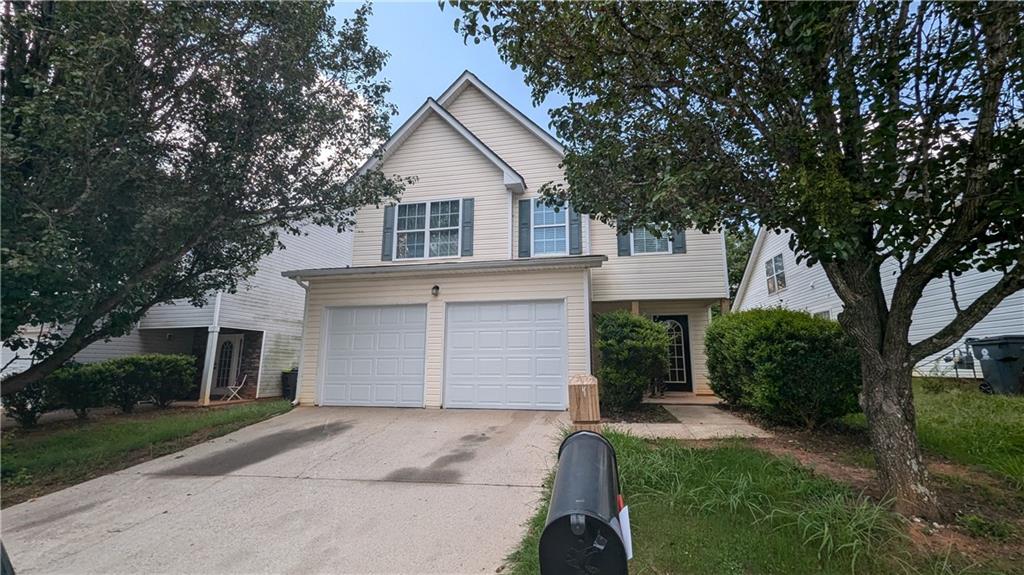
[
  {"left": 198, "top": 326, "right": 220, "bottom": 406},
  {"left": 719, "top": 298, "right": 731, "bottom": 314},
  {"left": 630, "top": 300, "right": 640, "bottom": 315}
]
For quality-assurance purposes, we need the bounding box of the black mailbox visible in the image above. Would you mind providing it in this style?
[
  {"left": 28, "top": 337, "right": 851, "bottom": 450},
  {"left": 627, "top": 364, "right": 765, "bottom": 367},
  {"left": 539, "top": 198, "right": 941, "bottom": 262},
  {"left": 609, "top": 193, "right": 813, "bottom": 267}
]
[{"left": 539, "top": 431, "right": 628, "bottom": 575}]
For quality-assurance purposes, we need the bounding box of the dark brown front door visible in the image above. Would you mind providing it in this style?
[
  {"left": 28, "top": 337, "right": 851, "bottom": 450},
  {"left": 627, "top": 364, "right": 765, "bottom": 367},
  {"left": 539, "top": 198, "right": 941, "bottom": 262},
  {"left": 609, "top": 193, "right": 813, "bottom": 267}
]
[{"left": 653, "top": 315, "right": 693, "bottom": 392}]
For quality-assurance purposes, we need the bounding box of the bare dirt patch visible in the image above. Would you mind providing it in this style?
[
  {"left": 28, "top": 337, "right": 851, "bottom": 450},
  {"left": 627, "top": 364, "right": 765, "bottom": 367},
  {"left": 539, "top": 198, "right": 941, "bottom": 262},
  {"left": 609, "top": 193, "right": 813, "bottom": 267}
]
[{"left": 601, "top": 404, "right": 678, "bottom": 423}]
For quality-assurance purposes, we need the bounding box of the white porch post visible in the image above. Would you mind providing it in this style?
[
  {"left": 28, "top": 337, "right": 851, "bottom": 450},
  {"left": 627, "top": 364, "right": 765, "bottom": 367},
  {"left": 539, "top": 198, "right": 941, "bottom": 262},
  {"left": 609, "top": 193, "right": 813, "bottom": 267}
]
[
  {"left": 198, "top": 326, "right": 220, "bottom": 406},
  {"left": 198, "top": 292, "right": 223, "bottom": 406}
]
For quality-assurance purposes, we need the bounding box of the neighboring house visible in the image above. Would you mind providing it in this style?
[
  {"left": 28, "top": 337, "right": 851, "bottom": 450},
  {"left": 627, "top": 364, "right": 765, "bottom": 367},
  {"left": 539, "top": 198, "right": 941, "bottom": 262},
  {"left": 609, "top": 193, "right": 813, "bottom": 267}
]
[
  {"left": 282, "top": 71, "right": 729, "bottom": 410},
  {"left": 70, "top": 225, "right": 352, "bottom": 401},
  {"left": 733, "top": 229, "right": 1024, "bottom": 377}
]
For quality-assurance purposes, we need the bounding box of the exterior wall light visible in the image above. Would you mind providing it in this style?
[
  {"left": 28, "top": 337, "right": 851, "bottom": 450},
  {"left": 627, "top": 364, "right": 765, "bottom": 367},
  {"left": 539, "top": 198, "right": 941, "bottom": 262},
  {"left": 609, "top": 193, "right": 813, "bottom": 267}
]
[{"left": 431, "top": 285, "right": 440, "bottom": 297}]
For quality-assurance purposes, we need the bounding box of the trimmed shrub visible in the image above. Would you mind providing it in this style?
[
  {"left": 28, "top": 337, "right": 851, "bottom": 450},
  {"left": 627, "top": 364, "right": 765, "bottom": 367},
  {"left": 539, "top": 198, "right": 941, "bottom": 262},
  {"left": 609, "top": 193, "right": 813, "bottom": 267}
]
[
  {"left": 46, "top": 363, "right": 110, "bottom": 420},
  {"left": 595, "top": 310, "right": 671, "bottom": 413},
  {"left": 706, "top": 308, "right": 861, "bottom": 428},
  {"left": 125, "top": 354, "right": 196, "bottom": 408},
  {"left": 2, "top": 378, "right": 51, "bottom": 428}
]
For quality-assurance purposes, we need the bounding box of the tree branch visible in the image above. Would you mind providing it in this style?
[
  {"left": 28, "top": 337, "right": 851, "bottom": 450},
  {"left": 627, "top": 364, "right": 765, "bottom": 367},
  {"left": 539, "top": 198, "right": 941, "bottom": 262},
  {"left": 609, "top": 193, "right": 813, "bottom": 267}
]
[{"left": 910, "top": 262, "right": 1024, "bottom": 363}]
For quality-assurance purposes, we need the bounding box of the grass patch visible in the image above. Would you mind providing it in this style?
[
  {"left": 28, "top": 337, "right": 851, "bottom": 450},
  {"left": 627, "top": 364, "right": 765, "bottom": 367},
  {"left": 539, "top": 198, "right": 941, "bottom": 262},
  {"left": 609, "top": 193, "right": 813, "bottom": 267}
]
[
  {"left": 956, "top": 513, "right": 1017, "bottom": 541},
  {"left": 1, "top": 400, "right": 292, "bottom": 506},
  {"left": 844, "top": 382, "right": 1024, "bottom": 489},
  {"left": 505, "top": 431, "right": 919, "bottom": 575}
]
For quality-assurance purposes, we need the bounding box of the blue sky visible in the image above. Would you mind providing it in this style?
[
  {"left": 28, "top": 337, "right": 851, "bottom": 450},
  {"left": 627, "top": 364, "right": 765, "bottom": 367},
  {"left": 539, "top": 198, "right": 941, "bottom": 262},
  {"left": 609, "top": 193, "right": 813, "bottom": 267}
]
[{"left": 331, "top": 1, "right": 567, "bottom": 134}]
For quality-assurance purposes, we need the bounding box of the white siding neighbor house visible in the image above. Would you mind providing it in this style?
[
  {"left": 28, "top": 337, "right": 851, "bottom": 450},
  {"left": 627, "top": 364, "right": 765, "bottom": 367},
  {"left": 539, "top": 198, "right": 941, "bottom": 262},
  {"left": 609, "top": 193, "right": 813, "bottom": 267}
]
[
  {"left": 733, "top": 229, "right": 1024, "bottom": 376},
  {"left": 72, "top": 225, "right": 352, "bottom": 400},
  {"left": 283, "top": 71, "right": 730, "bottom": 409}
]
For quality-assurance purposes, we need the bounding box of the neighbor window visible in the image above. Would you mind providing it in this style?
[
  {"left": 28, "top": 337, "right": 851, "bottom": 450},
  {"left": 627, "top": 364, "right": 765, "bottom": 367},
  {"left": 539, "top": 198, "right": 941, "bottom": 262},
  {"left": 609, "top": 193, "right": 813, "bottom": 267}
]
[
  {"left": 395, "top": 199, "right": 460, "bottom": 259},
  {"left": 765, "top": 253, "right": 786, "bottom": 294},
  {"left": 532, "top": 199, "right": 567, "bottom": 255},
  {"left": 814, "top": 310, "right": 831, "bottom": 320},
  {"left": 631, "top": 227, "right": 671, "bottom": 254}
]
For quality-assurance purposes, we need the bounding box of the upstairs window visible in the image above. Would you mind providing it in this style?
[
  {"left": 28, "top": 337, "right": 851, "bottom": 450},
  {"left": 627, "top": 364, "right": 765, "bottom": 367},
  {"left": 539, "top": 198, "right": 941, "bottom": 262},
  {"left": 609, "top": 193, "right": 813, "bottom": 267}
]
[
  {"left": 395, "top": 200, "right": 460, "bottom": 260},
  {"left": 532, "top": 199, "right": 567, "bottom": 255},
  {"left": 765, "top": 253, "right": 786, "bottom": 294},
  {"left": 631, "top": 227, "right": 671, "bottom": 254}
]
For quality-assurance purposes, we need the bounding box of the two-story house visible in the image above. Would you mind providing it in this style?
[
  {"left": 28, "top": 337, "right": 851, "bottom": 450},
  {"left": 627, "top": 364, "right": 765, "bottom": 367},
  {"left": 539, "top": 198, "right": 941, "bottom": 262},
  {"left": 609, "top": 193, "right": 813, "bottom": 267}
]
[
  {"left": 282, "top": 72, "right": 729, "bottom": 410},
  {"left": 734, "top": 229, "right": 1024, "bottom": 377}
]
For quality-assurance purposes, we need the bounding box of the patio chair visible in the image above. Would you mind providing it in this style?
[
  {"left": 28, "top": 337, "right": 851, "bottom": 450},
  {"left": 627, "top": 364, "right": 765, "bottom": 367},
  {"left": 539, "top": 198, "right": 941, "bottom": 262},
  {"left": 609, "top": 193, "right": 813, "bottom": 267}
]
[{"left": 224, "top": 374, "right": 247, "bottom": 402}]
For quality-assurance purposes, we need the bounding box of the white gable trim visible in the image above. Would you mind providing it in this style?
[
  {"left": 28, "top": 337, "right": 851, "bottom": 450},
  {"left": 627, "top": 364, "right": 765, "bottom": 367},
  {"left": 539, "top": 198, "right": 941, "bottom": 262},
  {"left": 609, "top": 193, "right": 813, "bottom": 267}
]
[
  {"left": 733, "top": 228, "right": 769, "bottom": 308},
  {"left": 438, "top": 70, "right": 566, "bottom": 157},
  {"left": 356, "top": 97, "right": 526, "bottom": 193}
]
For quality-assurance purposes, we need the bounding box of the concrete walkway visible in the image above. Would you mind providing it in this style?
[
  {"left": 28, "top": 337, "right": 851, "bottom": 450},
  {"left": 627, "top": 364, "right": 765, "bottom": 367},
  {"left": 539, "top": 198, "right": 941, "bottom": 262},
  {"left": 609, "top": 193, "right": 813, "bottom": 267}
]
[
  {"left": 611, "top": 405, "right": 771, "bottom": 439},
  {"left": 2, "top": 407, "right": 566, "bottom": 574}
]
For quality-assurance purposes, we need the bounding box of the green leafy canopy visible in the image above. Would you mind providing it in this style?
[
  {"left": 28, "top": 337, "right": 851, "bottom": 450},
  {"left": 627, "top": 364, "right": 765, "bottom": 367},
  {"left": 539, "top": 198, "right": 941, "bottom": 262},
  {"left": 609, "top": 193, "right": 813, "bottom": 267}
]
[{"left": 2, "top": 1, "right": 409, "bottom": 392}]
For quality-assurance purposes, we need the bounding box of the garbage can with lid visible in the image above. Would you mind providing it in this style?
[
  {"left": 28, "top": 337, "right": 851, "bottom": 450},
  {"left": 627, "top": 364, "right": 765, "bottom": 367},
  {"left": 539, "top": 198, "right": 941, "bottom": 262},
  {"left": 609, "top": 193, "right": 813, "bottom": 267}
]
[
  {"left": 968, "top": 335, "right": 1024, "bottom": 395},
  {"left": 539, "top": 431, "right": 628, "bottom": 575}
]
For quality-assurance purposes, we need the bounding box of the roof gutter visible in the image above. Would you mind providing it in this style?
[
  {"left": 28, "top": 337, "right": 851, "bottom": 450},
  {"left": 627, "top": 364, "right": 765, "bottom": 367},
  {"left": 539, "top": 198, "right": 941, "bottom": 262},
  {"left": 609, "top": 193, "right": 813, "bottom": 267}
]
[
  {"left": 281, "top": 255, "right": 607, "bottom": 281},
  {"left": 290, "top": 279, "right": 310, "bottom": 407}
]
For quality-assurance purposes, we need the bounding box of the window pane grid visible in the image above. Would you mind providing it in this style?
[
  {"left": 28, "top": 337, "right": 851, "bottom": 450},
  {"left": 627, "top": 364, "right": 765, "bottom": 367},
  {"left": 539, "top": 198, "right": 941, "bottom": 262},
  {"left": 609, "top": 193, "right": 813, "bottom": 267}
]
[
  {"left": 532, "top": 200, "right": 568, "bottom": 255},
  {"left": 394, "top": 200, "right": 461, "bottom": 260},
  {"left": 766, "top": 253, "right": 786, "bottom": 293},
  {"left": 632, "top": 227, "right": 670, "bottom": 254}
]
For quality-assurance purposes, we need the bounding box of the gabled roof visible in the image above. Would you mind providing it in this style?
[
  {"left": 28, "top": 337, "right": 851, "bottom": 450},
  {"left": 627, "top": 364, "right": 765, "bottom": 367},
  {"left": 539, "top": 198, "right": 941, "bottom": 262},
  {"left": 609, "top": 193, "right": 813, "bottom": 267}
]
[
  {"left": 733, "top": 228, "right": 769, "bottom": 307},
  {"left": 438, "top": 70, "right": 566, "bottom": 157},
  {"left": 355, "top": 97, "right": 526, "bottom": 193}
]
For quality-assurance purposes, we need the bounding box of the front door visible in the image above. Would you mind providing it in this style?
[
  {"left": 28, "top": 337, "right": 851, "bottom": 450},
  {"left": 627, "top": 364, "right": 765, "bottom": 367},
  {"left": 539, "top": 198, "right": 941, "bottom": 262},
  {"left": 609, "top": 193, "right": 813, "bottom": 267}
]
[
  {"left": 653, "top": 315, "right": 693, "bottom": 392},
  {"left": 212, "top": 334, "right": 243, "bottom": 394}
]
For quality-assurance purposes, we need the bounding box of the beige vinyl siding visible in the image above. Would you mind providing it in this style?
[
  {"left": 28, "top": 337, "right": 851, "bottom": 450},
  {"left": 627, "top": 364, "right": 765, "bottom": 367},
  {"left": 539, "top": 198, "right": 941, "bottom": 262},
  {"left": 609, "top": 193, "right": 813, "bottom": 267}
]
[
  {"left": 593, "top": 299, "right": 716, "bottom": 395},
  {"left": 444, "top": 86, "right": 567, "bottom": 260},
  {"left": 351, "top": 112, "right": 510, "bottom": 266},
  {"left": 295, "top": 268, "right": 590, "bottom": 407},
  {"left": 75, "top": 328, "right": 194, "bottom": 363},
  {"left": 590, "top": 223, "right": 728, "bottom": 301}
]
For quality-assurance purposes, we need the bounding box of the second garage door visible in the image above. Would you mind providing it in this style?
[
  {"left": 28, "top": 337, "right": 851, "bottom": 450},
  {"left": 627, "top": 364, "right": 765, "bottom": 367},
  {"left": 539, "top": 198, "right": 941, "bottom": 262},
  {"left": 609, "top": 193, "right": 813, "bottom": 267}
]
[
  {"left": 321, "top": 305, "right": 427, "bottom": 407},
  {"left": 444, "top": 300, "right": 567, "bottom": 410}
]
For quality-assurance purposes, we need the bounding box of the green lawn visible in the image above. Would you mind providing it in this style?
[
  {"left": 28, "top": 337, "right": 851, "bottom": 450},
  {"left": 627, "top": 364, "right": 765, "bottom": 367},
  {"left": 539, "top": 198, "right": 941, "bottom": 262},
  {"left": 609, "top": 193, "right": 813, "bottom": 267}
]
[
  {"left": 504, "top": 430, "right": 1014, "bottom": 575},
  {"left": 845, "top": 382, "right": 1024, "bottom": 489},
  {"left": 1, "top": 400, "right": 292, "bottom": 506},
  {"left": 507, "top": 432, "right": 906, "bottom": 575}
]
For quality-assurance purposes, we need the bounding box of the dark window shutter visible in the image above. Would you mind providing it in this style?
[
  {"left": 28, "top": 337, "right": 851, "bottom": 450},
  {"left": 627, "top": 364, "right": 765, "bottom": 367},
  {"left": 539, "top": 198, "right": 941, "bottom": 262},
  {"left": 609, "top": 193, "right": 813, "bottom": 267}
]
[
  {"left": 381, "top": 205, "right": 395, "bottom": 261},
  {"left": 518, "top": 199, "right": 532, "bottom": 258},
  {"left": 568, "top": 205, "right": 582, "bottom": 255},
  {"left": 616, "top": 218, "right": 631, "bottom": 256},
  {"left": 460, "top": 198, "right": 474, "bottom": 256},
  {"left": 672, "top": 228, "right": 687, "bottom": 253}
]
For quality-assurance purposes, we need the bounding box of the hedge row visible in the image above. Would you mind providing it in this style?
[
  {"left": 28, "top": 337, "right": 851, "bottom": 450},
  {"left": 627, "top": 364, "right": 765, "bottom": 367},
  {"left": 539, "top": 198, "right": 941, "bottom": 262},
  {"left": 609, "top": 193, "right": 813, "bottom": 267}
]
[
  {"left": 706, "top": 308, "right": 861, "bottom": 428},
  {"left": 3, "top": 354, "right": 197, "bottom": 427},
  {"left": 595, "top": 310, "right": 671, "bottom": 413}
]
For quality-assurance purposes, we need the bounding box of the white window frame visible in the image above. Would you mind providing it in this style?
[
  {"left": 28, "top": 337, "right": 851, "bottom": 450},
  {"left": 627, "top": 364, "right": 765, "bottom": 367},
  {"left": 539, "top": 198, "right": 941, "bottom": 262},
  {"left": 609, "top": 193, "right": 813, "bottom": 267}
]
[
  {"left": 393, "top": 198, "right": 462, "bottom": 261},
  {"left": 766, "top": 253, "right": 787, "bottom": 294},
  {"left": 530, "top": 198, "right": 569, "bottom": 257},
  {"left": 629, "top": 226, "right": 672, "bottom": 255}
]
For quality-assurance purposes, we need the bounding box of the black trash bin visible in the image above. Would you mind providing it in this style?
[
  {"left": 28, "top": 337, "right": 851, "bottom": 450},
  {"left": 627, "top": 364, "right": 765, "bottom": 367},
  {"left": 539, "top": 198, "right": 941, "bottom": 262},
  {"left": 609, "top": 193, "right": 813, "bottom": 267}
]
[
  {"left": 539, "top": 431, "right": 628, "bottom": 575},
  {"left": 968, "top": 335, "right": 1024, "bottom": 395},
  {"left": 281, "top": 369, "right": 298, "bottom": 401}
]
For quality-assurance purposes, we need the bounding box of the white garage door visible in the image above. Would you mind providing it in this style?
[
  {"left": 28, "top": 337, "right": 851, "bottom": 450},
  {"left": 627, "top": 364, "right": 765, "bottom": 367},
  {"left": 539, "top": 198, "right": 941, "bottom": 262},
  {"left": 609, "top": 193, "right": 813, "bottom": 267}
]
[
  {"left": 444, "top": 300, "right": 567, "bottom": 410},
  {"left": 321, "top": 305, "right": 427, "bottom": 407}
]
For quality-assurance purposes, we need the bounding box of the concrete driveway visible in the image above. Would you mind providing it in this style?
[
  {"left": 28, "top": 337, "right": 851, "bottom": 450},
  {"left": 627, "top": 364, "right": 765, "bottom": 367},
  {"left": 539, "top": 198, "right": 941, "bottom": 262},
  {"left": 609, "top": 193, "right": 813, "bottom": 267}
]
[{"left": 2, "top": 407, "right": 566, "bottom": 574}]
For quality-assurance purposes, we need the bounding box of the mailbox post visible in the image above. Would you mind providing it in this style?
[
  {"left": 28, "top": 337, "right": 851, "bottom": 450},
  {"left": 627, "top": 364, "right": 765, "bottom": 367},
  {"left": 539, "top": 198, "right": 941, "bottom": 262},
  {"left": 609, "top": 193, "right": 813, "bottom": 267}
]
[{"left": 539, "top": 431, "right": 629, "bottom": 574}]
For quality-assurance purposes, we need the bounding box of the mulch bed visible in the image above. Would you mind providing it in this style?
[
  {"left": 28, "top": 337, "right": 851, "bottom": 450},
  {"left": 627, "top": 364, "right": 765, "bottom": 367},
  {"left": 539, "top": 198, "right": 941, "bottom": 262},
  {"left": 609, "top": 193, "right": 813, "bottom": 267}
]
[{"left": 601, "top": 404, "right": 678, "bottom": 423}]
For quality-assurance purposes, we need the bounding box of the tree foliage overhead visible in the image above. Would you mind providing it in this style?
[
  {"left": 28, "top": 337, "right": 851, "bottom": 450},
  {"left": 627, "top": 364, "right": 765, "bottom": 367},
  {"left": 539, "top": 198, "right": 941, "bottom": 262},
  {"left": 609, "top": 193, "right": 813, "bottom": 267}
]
[
  {"left": 2, "top": 1, "right": 407, "bottom": 391},
  {"left": 448, "top": 0, "right": 1023, "bottom": 516}
]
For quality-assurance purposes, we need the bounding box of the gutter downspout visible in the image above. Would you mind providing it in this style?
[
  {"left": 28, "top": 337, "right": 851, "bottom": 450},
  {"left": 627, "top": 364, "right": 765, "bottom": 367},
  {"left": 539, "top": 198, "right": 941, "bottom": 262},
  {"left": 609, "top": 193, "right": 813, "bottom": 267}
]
[
  {"left": 198, "top": 292, "right": 223, "bottom": 406},
  {"left": 292, "top": 278, "right": 310, "bottom": 406}
]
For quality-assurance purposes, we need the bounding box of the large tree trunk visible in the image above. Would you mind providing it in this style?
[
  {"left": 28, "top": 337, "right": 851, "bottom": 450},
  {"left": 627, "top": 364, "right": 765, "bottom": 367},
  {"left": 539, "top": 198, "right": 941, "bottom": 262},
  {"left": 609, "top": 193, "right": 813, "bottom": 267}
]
[{"left": 858, "top": 352, "right": 940, "bottom": 518}]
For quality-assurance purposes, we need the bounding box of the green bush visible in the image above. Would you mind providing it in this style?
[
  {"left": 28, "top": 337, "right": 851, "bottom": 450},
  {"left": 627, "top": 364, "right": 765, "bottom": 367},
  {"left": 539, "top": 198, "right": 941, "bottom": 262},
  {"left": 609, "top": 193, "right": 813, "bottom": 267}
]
[
  {"left": 46, "top": 363, "right": 110, "bottom": 420},
  {"left": 2, "top": 378, "right": 51, "bottom": 428},
  {"left": 706, "top": 308, "right": 861, "bottom": 428},
  {"left": 124, "top": 354, "right": 196, "bottom": 408},
  {"left": 595, "top": 310, "right": 670, "bottom": 413}
]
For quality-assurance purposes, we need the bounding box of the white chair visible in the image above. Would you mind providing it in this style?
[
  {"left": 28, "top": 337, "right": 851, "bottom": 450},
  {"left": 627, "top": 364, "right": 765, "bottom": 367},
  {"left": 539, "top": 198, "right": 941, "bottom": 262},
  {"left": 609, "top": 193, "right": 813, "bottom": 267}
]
[{"left": 224, "top": 374, "right": 246, "bottom": 402}]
